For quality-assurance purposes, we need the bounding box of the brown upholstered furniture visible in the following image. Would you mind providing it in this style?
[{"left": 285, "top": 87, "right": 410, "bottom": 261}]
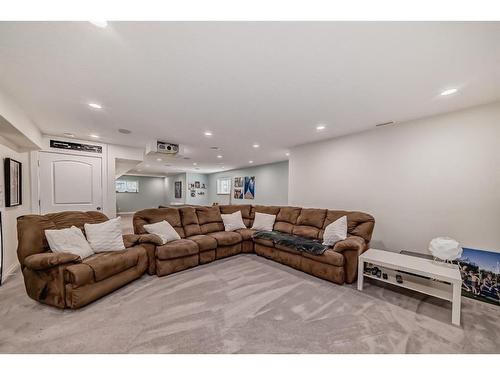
[
  {"left": 133, "top": 204, "right": 374, "bottom": 284},
  {"left": 17, "top": 211, "right": 150, "bottom": 309}
]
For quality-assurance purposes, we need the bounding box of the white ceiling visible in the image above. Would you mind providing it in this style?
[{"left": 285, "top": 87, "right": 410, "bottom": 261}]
[{"left": 1, "top": 22, "right": 500, "bottom": 174}]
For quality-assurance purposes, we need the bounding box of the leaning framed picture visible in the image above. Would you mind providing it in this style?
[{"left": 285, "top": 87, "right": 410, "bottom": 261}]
[{"left": 4, "top": 158, "right": 22, "bottom": 207}]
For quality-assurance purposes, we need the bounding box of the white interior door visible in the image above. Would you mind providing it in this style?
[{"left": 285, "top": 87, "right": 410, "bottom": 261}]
[{"left": 39, "top": 151, "right": 102, "bottom": 214}]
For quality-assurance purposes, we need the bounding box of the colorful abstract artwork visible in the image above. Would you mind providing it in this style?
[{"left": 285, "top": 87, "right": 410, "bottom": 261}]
[{"left": 244, "top": 176, "right": 255, "bottom": 199}]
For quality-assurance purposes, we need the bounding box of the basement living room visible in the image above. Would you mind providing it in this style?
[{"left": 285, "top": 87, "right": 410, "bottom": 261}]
[{"left": 1, "top": 2, "right": 500, "bottom": 373}]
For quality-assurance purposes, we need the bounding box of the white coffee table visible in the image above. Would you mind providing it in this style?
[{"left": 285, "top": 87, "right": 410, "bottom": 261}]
[{"left": 357, "top": 248, "right": 462, "bottom": 326}]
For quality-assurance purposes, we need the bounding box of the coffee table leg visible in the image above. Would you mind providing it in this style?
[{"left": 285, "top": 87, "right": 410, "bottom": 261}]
[
  {"left": 452, "top": 282, "right": 461, "bottom": 326},
  {"left": 357, "top": 258, "right": 364, "bottom": 291}
]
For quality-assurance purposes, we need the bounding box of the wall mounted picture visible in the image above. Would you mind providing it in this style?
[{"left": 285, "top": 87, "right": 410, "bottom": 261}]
[
  {"left": 244, "top": 176, "right": 255, "bottom": 199},
  {"left": 189, "top": 183, "right": 195, "bottom": 189},
  {"left": 174, "top": 181, "right": 182, "bottom": 198},
  {"left": 202, "top": 183, "right": 206, "bottom": 189},
  {"left": 4, "top": 158, "right": 22, "bottom": 207},
  {"left": 234, "top": 177, "right": 243, "bottom": 188},
  {"left": 234, "top": 188, "right": 243, "bottom": 199},
  {"left": 456, "top": 248, "right": 500, "bottom": 306},
  {"left": 195, "top": 181, "right": 200, "bottom": 188},
  {"left": 190, "top": 190, "right": 196, "bottom": 198}
]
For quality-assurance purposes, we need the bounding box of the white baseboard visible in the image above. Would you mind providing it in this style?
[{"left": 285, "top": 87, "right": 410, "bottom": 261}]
[
  {"left": 1, "top": 262, "right": 20, "bottom": 284},
  {"left": 117, "top": 212, "right": 135, "bottom": 215}
]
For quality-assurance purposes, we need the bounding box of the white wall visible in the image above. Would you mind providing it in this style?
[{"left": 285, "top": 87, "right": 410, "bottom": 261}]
[
  {"left": 289, "top": 102, "right": 500, "bottom": 254},
  {"left": 208, "top": 161, "right": 289, "bottom": 206},
  {"left": 0, "top": 142, "right": 32, "bottom": 282},
  {"left": 116, "top": 175, "right": 167, "bottom": 213}
]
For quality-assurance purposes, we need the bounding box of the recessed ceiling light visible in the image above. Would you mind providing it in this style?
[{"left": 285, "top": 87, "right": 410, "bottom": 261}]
[
  {"left": 193, "top": 162, "right": 198, "bottom": 166},
  {"left": 204, "top": 131, "right": 213, "bottom": 137},
  {"left": 63, "top": 132, "right": 75, "bottom": 138},
  {"left": 252, "top": 144, "right": 260, "bottom": 148},
  {"left": 156, "top": 158, "right": 162, "bottom": 162},
  {"left": 217, "top": 155, "right": 223, "bottom": 159},
  {"left": 118, "top": 128, "right": 131, "bottom": 134},
  {"left": 440, "top": 88, "right": 458, "bottom": 96},
  {"left": 210, "top": 146, "right": 221, "bottom": 150},
  {"left": 285, "top": 152, "right": 290, "bottom": 156},
  {"left": 89, "top": 21, "right": 108, "bottom": 28},
  {"left": 88, "top": 102, "right": 102, "bottom": 109},
  {"left": 89, "top": 134, "right": 100, "bottom": 138},
  {"left": 249, "top": 160, "right": 254, "bottom": 164},
  {"left": 316, "top": 124, "right": 326, "bottom": 131}
]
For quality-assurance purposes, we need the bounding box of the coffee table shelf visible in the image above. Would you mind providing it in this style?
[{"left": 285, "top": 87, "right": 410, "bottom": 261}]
[{"left": 358, "top": 248, "right": 462, "bottom": 326}]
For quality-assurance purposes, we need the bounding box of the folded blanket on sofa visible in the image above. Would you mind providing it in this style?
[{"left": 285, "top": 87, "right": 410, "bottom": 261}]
[{"left": 252, "top": 231, "right": 329, "bottom": 255}]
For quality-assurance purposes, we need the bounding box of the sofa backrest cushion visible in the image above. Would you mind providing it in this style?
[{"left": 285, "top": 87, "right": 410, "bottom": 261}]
[
  {"left": 218, "top": 205, "right": 253, "bottom": 227},
  {"left": 274, "top": 206, "right": 301, "bottom": 234},
  {"left": 179, "top": 207, "right": 202, "bottom": 237},
  {"left": 292, "top": 208, "right": 327, "bottom": 239},
  {"left": 196, "top": 206, "right": 224, "bottom": 234},
  {"left": 17, "top": 211, "right": 108, "bottom": 266},
  {"left": 133, "top": 208, "right": 185, "bottom": 238},
  {"left": 321, "top": 210, "right": 375, "bottom": 243}
]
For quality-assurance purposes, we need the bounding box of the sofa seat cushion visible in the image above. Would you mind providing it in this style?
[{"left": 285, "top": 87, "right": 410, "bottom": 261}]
[
  {"left": 187, "top": 235, "right": 217, "bottom": 252},
  {"left": 235, "top": 228, "right": 256, "bottom": 240},
  {"left": 275, "top": 244, "right": 302, "bottom": 255},
  {"left": 302, "top": 249, "right": 344, "bottom": 267},
  {"left": 156, "top": 239, "right": 199, "bottom": 260},
  {"left": 253, "top": 237, "right": 275, "bottom": 247},
  {"left": 82, "top": 245, "right": 144, "bottom": 282},
  {"left": 207, "top": 231, "right": 242, "bottom": 246}
]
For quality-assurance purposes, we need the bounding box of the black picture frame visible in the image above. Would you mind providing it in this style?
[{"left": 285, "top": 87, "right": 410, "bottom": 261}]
[
  {"left": 4, "top": 158, "right": 22, "bottom": 207},
  {"left": 174, "top": 181, "right": 182, "bottom": 199}
]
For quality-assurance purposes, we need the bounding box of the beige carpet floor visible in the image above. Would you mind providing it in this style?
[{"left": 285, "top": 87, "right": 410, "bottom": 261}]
[{"left": 0, "top": 254, "right": 499, "bottom": 353}]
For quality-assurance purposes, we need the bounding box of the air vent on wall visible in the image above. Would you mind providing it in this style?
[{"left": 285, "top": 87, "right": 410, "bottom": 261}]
[{"left": 375, "top": 121, "right": 395, "bottom": 127}]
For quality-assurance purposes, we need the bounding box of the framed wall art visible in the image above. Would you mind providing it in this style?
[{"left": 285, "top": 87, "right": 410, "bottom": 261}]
[{"left": 4, "top": 158, "right": 22, "bottom": 207}]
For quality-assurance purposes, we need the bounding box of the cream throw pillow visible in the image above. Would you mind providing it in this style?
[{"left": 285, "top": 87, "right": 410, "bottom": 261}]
[
  {"left": 45, "top": 226, "right": 94, "bottom": 259},
  {"left": 143, "top": 220, "right": 181, "bottom": 244},
  {"left": 251, "top": 212, "right": 276, "bottom": 231},
  {"left": 221, "top": 211, "right": 247, "bottom": 231},
  {"left": 84, "top": 217, "right": 126, "bottom": 253},
  {"left": 322, "top": 216, "right": 347, "bottom": 246}
]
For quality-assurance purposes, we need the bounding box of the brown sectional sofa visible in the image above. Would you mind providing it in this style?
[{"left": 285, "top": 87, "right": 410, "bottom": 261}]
[
  {"left": 134, "top": 204, "right": 375, "bottom": 284},
  {"left": 16, "top": 205, "right": 374, "bottom": 309},
  {"left": 16, "top": 211, "right": 153, "bottom": 309}
]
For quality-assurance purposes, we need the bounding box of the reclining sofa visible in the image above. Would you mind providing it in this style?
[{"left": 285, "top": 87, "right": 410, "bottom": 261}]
[
  {"left": 133, "top": 204, "right": 375, "bottom": 284},
  {"left": 16, "top": 211, "right": 154, "bottom": 309}
]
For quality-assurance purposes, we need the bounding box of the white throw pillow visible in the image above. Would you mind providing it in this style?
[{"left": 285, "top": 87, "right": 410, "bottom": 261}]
[
  {"left": 143, "top": 220, "right": 181, "bottom": 245},
  {"left": 45, "top": 226, "right": 94, "bottom": 259},
  {"left": 322, "top": 216, "right": 348, "bottom": 246},
  {"left": 84, "top": 217, "right": 125, "bottom": 253},
  {"left": 251, "top": 212, "right": 276, "bottom": 231},
  {"left": 221, "top": 211, "right": 247, "bottom": 231}
]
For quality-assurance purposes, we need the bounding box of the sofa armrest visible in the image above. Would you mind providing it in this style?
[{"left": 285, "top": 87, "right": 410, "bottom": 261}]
[
  {"left": 333, "top": 236, "right": 367, "bottom": 284},
  {"left": 123, "top": 233, "right": 163, "bottom": 247},
  {"left": 24, "top": 252, "right": 81, "bottom": 271},
  {"left": 333, "top": 235, "right": 366, "bottom": 254}
]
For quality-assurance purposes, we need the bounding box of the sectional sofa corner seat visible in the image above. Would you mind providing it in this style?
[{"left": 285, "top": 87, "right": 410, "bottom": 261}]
[
  {"left": 133, "top": 204, "right": 375, "bottom": 284},
  {"left": 16, "top": 211, "right": 153, "bottom": 309}
]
